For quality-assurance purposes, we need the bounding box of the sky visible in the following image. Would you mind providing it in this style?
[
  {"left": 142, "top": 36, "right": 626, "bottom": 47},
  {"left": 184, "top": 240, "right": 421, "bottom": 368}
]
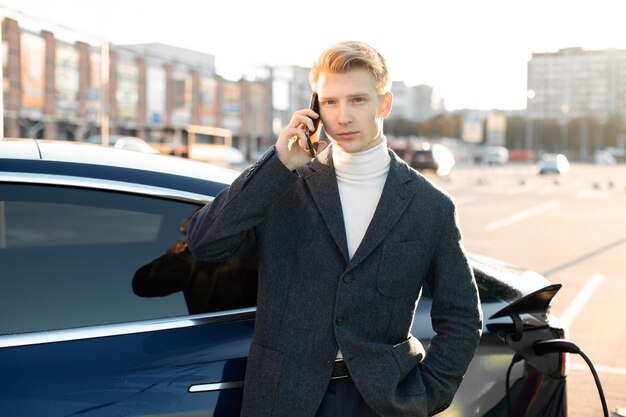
[{"left": 2, "top": 0, "right": 625, "bottom": 111}]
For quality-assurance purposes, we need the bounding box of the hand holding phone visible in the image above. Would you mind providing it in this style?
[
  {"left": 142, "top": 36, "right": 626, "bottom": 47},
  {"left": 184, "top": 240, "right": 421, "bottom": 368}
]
[{"left": 276, "top": 92, "right": 322, "bottom": 170}]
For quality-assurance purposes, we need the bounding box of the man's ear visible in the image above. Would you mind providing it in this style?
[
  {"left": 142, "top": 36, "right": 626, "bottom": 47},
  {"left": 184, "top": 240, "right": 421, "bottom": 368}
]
[{"left": 379, "top": 91, "right": 393, "bottom": 118}]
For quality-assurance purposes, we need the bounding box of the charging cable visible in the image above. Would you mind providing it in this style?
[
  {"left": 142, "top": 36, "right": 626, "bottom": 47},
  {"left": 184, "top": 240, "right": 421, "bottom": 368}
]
[
  {"left": 505, "top": 353, "right": 524, "bottom": 416},
  {"left": 534, "top": 339, "right": 608, "bottom": 417}
]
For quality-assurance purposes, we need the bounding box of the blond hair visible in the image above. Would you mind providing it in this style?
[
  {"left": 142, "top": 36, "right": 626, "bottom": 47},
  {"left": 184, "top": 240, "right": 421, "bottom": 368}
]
[{"left": 309, "top": 41, "right": 390, "bottom": 94}]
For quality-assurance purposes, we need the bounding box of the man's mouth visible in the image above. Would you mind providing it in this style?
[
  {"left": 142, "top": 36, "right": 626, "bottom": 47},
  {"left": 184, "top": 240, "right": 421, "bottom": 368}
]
[{"left": 337, "top": 131, "right": 358, "bottom": 138}]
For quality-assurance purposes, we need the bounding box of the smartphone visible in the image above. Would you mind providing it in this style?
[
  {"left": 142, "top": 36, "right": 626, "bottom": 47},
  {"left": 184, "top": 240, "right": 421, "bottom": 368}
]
[{"left": 304, "top": 92, "right": 320, "bottom": 156}]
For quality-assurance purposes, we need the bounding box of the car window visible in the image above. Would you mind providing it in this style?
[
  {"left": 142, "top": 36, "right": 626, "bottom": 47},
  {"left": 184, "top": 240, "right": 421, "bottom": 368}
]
[{"left": 0, "top": 184, "right": 258, "bottom": 336}]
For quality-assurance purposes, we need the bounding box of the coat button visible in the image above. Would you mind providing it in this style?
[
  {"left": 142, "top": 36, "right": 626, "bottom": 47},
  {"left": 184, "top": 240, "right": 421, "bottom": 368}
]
[
  {"left": 335, "top": 317, "right": 343, "bottom": 325},
  {"left": 325, "top": 360, "right": 333, "bottom": 368},
  {"left": 343, "top": 274, "right": 353, "bottom": 283}
]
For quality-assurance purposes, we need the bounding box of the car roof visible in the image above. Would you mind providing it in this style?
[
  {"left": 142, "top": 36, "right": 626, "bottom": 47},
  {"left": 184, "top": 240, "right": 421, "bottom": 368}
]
[
  {"left": 2, "top": 138, "right": 237, "bottom": 178},
  {"left": 1, "top": 138, "right": 241, "bottom": 199}
]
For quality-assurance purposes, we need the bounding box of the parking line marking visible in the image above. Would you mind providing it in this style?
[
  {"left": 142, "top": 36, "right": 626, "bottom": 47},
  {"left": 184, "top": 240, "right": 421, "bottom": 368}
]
[
  {"left": 570, "top": 361, "right": 626, "bottom": 376},
  {"left": 560, "top": 274, "right": 606, "bottom": 327},
  {"left": 485, "top": 200, "right": 560, "bottom": 231}
]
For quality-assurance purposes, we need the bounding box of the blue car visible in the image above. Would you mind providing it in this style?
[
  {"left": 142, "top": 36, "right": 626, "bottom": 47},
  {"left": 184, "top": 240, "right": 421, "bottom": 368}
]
[{"left": 0, "top": 139, "right": 567, "bottom": 416}]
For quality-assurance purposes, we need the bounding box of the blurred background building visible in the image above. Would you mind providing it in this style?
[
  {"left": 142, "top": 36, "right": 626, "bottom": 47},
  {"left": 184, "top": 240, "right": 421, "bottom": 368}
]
[
  {"left": 527, "top": 47, "right": 626, "bottom": 122},
  {"left": 390, "top": 81, "right": 445, "bottom": 122},
  {"left": 524, "top": 47, "right": 626, "bottom": 161},
  {"left": 2, "top": 17, "right": 273, "bottom": 159},
  {"left": 2, "top": 16, "right": 626, "bottom": 163}
]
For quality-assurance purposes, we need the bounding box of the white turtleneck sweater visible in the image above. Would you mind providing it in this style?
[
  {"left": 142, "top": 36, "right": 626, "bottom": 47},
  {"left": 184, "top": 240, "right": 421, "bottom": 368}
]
[{"left": 333, "top": 138, "right": 391, "bottom": 260}]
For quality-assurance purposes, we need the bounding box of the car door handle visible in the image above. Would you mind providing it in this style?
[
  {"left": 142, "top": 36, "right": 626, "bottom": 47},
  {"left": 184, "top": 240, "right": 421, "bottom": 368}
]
[{"left": 188, "top": 381, "right": 244, "bottom": 393}]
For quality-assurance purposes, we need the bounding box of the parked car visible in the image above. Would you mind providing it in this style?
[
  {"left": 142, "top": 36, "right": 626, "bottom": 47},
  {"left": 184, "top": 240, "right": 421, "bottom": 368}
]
[
  {"left": 85, "top": 135, "right": 161, "bottom": 154},
  {"left": 0, "top": 138, "right": 568, "bottom": 416},
  {"left": 539, "top": 153, "right": 570, "bottom": 175},
  {"left": 408, "top": 142, "right": 456, "bottom": 177},
  {"left": 483, "top": 146, "right": 509, "bottom": 165},
  {"left": 594, "top": 150, "right": 617, "bottom": 165}
]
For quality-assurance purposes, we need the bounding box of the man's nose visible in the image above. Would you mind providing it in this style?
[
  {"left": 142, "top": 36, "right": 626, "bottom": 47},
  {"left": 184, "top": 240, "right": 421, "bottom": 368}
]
[{"left": 337, "top": 103, "right": 353, "bottom": 125}]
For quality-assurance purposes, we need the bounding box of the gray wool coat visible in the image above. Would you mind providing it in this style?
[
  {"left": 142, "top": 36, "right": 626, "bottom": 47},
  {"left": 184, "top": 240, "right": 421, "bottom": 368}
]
[{"left": 187, "top": 145, "right": 482, "bottom": 417}]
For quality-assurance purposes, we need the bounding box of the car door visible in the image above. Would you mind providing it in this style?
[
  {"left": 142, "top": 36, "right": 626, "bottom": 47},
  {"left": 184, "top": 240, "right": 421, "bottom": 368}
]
[{"left": 0, "top": 182, "right": 255, "bottom": 416}]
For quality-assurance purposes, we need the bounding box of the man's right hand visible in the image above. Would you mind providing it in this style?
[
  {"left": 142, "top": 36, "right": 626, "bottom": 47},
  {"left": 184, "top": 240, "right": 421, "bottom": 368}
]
[{"left": 275, "top": 108, "right": 326, "bottom": 171}]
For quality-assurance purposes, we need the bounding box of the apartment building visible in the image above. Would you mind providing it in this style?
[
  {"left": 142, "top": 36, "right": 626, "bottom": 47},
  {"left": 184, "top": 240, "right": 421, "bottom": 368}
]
[
  {"left": 2, "top": 17, "right": 273, "bottom": 154},
  {"left": 527, "top": 47, "right": 626, "bottom": 125},
  {"left": 390, "top": 81, "right": 444, "bottom": 122}
]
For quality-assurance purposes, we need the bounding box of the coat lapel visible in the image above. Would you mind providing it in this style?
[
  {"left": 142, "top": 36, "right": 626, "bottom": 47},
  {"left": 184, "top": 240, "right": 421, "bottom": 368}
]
[
  {"left": 300, "top": 147, "right": 416, "bottom": 267},
  {"left": 300, "top": 147, "right": 350, "bottom": 263},
  {"left": 346, "top": 151, "right": 416, "bottom": 271}
]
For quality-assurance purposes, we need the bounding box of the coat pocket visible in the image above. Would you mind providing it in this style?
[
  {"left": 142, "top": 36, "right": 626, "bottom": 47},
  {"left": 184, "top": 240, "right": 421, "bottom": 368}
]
[
  {"left": 391, "top": 336, "right": 427, "bottom": 398},
  {"left": 377, "top": 240, "right": 429, "bottom": 297}
]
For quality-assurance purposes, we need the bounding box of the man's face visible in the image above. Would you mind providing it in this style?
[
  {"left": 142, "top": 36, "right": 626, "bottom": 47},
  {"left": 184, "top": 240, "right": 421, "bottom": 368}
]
[{"left": 316, "top": 69, "right": 392, "bottom": 154}]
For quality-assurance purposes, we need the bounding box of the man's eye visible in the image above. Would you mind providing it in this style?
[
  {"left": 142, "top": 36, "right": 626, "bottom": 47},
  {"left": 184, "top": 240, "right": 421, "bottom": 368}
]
[
  {"left": 322, "top": 100, "right": 335, "bottom": 106},
  {"left": 353, "top": 97, "right": 366, "bottom": 103}
]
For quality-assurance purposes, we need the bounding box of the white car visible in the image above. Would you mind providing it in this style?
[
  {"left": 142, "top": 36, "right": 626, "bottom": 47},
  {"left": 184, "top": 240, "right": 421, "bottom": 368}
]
[
  {"left": 594, "top": 150, "right": 617, "bottom": 165},
  {"left": 539, "top": 153, "right": 570, "bottom": 174},
  {"left": 484, "top": 146, "right": 509, "bottom": 165}
]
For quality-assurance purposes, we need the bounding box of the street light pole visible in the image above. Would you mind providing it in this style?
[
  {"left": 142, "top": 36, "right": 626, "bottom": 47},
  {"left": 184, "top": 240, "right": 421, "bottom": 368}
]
[
  {"left": 560, "top": 103, "right": 570, "bottom": 154},
  {"left": 525, "top": 89, "right": 535, "bottom": 156},
  {"left": 580, "top": 116, "right": 589, "bottom": 161}
]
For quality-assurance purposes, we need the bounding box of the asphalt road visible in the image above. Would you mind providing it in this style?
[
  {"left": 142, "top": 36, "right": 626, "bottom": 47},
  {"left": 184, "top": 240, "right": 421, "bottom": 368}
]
[{"left": 427, "top": 163, "right": 626, "bottom": 417}]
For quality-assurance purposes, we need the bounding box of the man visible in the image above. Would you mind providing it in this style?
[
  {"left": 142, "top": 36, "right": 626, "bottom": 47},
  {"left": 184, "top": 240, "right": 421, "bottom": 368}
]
[{"left": 187, "top": 41, "right": 482, "bottom": 417}]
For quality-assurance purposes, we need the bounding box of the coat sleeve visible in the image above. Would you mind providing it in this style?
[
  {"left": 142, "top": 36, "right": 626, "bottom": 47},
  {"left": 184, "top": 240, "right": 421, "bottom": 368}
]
[
  {"left": 187, "top": 147, "right": 298, "bottom": 262},
  {"left": 132, "top": 250, "right": 194, "bottom": 297},
  {"left": 420, "top": 198, "right": 483, "bottom": 414}
]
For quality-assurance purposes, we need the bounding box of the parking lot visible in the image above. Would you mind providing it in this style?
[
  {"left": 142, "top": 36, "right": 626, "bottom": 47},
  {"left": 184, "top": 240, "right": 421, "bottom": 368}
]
[{"left": 428, "top": 163, "right": 626, "bottom": 417}]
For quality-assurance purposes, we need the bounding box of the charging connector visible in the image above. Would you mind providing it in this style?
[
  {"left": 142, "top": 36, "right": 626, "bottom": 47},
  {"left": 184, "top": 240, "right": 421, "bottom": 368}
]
[{"left": 534, "top": 339, "right": 608, "bottom": 417}]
